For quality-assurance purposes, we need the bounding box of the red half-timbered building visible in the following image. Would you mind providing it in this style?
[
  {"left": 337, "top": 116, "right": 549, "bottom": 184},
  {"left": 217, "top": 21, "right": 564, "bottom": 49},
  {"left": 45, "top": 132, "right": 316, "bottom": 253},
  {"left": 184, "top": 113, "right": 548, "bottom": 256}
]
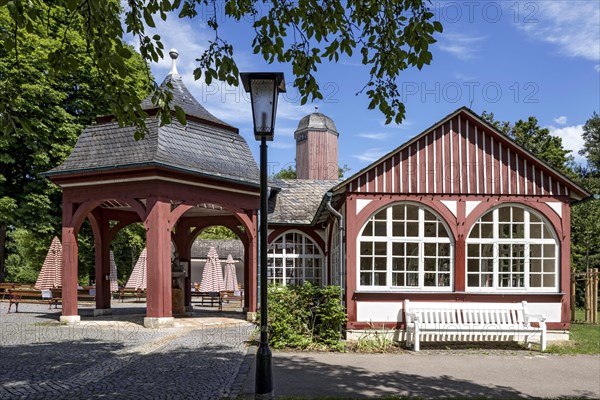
[
  {"left": 324, "top": 107, "right": 590, "bottom": 333},
  {"left": 46, "top": 52, "right": 590, "bottom": 337}
]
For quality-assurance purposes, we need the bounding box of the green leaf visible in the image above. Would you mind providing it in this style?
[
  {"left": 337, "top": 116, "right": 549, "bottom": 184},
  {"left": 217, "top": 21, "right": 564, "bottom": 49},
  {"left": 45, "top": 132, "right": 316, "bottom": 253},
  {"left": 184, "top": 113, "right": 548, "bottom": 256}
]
[
  {"left": 174, "top": 106, "right": 186, "bottom": 125},
  {"left": 117, "top": 47, "right": 133, "bottom": 59},
  {"left": 143, "top": 8, "right": 156, "bottom": 28}
]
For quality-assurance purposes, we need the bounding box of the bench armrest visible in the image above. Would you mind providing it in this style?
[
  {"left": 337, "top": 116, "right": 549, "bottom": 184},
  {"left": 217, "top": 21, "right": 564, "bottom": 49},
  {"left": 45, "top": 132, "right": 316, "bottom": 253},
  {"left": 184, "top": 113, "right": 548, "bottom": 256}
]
[
  {"left": 405, "top": 311, "right": 419, "bottom": 323},
  {"left": 525, "top": 313, "right": 547, "bottom": 323}
]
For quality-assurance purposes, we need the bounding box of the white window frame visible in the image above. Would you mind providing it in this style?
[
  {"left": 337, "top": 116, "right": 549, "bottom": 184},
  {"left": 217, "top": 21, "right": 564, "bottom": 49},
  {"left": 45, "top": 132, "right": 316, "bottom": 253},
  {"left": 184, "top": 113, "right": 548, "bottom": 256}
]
[
  {"left": 357, "top": 203, "right": 454, "bottom": 292},
  {"left": 267, "top": 231, "right": 324, "bottom": 286},
  {"left": 465, "top": 205, "right": 559, "bottom": 293}
]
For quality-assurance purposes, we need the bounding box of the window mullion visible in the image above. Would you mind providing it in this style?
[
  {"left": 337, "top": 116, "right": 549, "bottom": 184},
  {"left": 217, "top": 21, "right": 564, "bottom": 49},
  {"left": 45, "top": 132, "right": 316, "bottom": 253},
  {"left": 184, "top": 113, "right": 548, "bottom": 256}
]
[
  {"left": 418, "top": 206, "right": 424, "bottom": 288},
  {"left": 524, "top": 210, "right": 530, "bottom": 290},
  {"left": 493, "top": 209, "right": 499, "bottom": 290}
]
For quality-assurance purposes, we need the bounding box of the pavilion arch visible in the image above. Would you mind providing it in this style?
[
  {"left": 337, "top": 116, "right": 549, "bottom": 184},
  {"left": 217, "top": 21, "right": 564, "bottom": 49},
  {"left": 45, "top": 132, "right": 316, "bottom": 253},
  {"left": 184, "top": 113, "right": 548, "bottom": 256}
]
[
  {"left": 169, "top": 211, "right": 256, "bottom": 311},
  {"left": 56, "top": 190, "right": 259, "bottom": 325},
  {"left": 266, "top": 229, "right": 326, "bottom": 286},
  {"left": 356, "top": 201, "right": 455, "bottom": 291},
  {"left": 464, "top": 202, "right": 561, "bottom": 293}
]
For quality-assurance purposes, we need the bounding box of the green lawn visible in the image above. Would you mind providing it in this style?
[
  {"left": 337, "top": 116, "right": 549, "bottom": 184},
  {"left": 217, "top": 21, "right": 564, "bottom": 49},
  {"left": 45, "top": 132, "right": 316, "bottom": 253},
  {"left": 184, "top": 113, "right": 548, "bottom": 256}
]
[{"left": 546, "top": 309, "right": 600, "bottom": 354}]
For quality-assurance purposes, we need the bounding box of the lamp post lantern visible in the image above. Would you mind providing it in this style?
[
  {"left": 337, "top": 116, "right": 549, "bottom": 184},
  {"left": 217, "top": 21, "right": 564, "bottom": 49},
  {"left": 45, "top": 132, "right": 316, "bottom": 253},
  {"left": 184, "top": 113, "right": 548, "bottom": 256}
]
[{"left": 240, "top": 72, "right": 286, "bottom": 398}]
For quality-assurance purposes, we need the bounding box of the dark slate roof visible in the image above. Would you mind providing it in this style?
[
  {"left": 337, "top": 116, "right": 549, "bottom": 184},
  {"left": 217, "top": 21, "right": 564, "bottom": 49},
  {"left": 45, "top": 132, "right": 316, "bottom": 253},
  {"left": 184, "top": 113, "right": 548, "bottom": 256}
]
[
  {"left": 295, "top": 112, "right": 339, "bottom": 136},
  {"left": 141, "top": 73, "right": 234, "bottom": 129},
  {"left": 268, "top": 179, "right": 339, "bottom": 225},
  {"left": 192, "top": 239, "right": 244, "bottom": 260},
  {"left": 46, "top": 74, "right": 259, "bottom": 186}
]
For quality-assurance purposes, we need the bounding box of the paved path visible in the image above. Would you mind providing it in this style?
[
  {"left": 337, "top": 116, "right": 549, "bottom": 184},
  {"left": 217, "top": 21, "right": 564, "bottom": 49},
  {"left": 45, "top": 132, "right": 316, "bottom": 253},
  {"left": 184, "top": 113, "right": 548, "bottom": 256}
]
[
  {"left": 2, "top": 303, "right": 599, "bottom": 399},
  {"left": 0, "top": 302, "right": 253, "bottom": 399},
  {"left": 241, "top": 351, "right": 600, "bottom": 398}
]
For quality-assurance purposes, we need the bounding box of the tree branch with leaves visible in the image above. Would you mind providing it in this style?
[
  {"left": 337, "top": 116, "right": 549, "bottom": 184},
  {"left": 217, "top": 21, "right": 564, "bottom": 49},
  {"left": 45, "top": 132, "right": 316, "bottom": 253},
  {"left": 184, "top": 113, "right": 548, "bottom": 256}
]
[{"left": 2, "top": 0, "right": 442, "bottom": 136}]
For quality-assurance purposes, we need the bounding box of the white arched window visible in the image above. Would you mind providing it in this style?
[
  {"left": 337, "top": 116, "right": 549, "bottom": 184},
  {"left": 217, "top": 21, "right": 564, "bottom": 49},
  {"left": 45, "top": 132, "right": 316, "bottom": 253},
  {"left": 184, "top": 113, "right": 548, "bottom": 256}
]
[
  {"left": 267, "top": 232, "right": 324, "bottom": 286},
  {"left": 358, "top": 203, "right": 453, "bottom": 291},
  {"left": 466, "top": 205, "right": 559, "bottom": 292}
]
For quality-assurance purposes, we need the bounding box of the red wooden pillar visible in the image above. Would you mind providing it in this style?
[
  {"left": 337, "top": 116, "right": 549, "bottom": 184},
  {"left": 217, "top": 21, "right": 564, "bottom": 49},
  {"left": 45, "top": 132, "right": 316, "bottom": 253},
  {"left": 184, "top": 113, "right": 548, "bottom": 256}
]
[
  {"left": 246, "top": 211, "right": 258, "bottom": 313},
  {"left": 560, "top": 201, "right": 571, "bottom": 329},
  {"left": 91, "top": 210, "right": 112, "bottom": 314},
  {"left": 60, "top": 201, "right": 80, "bottom": 324},
  {"left": 345, "top": 195, "right": 358, "bottom": 328},
  {"left": 144, "top": 198, "right": 174, "bottom": 328}
]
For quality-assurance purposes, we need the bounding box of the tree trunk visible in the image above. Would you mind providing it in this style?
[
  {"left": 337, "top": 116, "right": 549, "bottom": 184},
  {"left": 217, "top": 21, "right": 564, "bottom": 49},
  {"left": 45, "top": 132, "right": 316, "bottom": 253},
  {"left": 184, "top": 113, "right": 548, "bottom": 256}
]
[{"left": 0, "top": 223, "right": 6, "bottom": 282}]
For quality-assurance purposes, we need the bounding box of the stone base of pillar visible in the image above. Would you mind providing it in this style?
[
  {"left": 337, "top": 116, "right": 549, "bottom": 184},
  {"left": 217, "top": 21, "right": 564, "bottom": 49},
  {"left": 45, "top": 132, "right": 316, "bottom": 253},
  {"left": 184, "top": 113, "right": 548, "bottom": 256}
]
[
  {"left": 246, "top": 312, "right": 257, "bottom": 322},
  {"left": 144, "top": 317, "right": 175, "bottom": 329},
  {"left": 93, "top": 308, "right": 113, "bottom": 317},
  {"left": 60, "top": 315, "right": 81, "bottom": 324}
]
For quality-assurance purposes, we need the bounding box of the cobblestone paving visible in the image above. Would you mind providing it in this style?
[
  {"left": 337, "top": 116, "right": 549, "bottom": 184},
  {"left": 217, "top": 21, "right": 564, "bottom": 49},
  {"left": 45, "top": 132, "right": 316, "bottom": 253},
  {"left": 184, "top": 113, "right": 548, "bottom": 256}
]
[{"left": 0, "top": 302, "right": 254, "bottom": 399}]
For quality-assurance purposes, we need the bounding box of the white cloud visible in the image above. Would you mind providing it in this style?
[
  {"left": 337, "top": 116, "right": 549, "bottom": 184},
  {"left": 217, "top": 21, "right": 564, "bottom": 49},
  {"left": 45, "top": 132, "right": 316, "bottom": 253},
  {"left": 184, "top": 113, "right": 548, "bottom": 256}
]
[
  {"left": 356, "top": 132, "right": 389, "bottom": 140},
  {"left": 353, "top": 148, "right": 387, "bottom": 162},
  {"left": 124, "top": 12, "right": 210, "bottom": 76},
  {"left": 517, "top": 2, "right": 600, "bottom": 62},
  {"left": 439, "top": 33, "right": 487, "bottom": 60},
  {"left": 553, "top": 116, "right": 568, "bottom": 125},
  {"left": 548, "top": 124, "right": 585, "bottom": 159},
  {"left": 595, "top": 64, "right": 600, "bottom": 72}
]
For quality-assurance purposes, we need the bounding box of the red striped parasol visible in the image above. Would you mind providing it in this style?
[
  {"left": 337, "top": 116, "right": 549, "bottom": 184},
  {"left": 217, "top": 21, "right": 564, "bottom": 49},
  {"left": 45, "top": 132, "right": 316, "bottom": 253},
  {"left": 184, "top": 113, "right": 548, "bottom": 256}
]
[
  {"left": 223, "top": 254, "right": 238, "bottom": 291},
  {"left": 35, "top": 236, "right": 62, "bottom": 290},
  {"left": 109, "top": 250, "right": 119, "bottom": 292},
  {"left": 199, "top": 246, "right": 225, "bottom": 292},
  {"left": 125, "top": 247, "right": 147, "bottom": 290}
]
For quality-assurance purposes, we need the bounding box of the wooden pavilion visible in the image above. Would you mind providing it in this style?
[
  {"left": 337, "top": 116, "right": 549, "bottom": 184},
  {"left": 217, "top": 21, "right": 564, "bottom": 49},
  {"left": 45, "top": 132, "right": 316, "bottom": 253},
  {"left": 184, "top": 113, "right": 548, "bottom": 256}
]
[{"left": 45, "top": 51, "right": 259, "bottom": 327}]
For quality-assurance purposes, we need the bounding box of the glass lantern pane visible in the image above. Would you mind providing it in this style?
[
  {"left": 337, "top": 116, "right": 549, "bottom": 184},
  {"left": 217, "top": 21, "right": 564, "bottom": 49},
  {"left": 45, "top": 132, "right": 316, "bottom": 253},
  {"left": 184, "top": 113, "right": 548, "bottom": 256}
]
[{"left": 250, "top": 79, "right": 275, "bottom": 133}]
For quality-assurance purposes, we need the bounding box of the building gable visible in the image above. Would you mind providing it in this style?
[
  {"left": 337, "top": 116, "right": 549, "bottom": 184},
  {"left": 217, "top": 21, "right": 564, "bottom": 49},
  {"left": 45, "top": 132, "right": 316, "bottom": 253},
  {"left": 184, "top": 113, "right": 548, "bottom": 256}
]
[{"left": 344, "top": 108, "right": 589, "bottom": 200}]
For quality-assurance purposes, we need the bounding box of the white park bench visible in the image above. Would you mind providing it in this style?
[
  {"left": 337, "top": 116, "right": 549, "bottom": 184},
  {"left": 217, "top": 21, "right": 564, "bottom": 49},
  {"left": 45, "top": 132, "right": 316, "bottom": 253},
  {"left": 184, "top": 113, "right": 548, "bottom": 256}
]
[{"left": 404, "top": 300, "right": 547, "bottom": 351}]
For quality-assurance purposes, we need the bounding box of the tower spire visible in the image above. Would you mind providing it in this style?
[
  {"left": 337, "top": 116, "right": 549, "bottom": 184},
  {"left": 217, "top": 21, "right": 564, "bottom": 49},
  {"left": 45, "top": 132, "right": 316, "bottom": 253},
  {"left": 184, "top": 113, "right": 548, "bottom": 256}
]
[{"left": 169, "top": 48, "right": 179, "bottom": 75}]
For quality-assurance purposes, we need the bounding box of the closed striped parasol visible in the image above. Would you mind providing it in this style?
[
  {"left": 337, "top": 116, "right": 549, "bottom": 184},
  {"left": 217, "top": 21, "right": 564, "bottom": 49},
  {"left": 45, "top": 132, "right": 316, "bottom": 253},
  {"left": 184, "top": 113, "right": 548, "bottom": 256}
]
[
  {"left": 109, "top": 251, "right": 119, "bottom": 292},
  {"left": 199, "top": 247, "right": 225, "bottom": 293},
  {"left": 35, "top": 236, "right": 62, "bottom": 290},
  {"left": 223, "top": 254, "right": 238, "bottom": 291},
  {"left": 125, "top": 248, "right": 147, "bottom": 290}
]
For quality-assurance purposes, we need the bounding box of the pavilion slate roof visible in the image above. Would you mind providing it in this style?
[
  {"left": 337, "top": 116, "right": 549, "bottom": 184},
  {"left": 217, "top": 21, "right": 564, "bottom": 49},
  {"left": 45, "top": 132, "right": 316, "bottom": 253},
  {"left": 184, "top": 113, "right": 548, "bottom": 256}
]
[
  {"left": 268, "top": 179, "right": 339, "bottom": 225},
  {"left": 46, "top": 73, "right": 259, "bottom": 186},
  {"left": 140, "top": 73, "right": 234, "bottom": 129},
  {"left": 192, "top": 239, "right": 244, "bottom": 260}
]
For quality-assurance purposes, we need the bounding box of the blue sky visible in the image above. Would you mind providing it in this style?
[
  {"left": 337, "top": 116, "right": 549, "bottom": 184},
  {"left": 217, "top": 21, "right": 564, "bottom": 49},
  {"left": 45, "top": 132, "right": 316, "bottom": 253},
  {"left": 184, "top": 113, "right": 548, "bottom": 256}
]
[{"left": 133, "top": 1, "right": 600, "bottom": 176}]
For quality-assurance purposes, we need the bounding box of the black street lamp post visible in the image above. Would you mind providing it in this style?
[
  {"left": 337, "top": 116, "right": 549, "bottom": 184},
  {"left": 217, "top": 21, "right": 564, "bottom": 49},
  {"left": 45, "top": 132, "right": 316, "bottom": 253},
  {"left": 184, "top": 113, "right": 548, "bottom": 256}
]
[{"left": 240, "top": 72, "right": 286, "bottom": 399}]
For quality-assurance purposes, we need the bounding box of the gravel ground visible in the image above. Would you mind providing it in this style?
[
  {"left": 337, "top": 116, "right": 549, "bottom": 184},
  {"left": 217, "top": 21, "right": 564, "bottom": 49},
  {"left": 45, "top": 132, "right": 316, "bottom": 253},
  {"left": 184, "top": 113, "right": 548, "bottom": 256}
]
[{"left": 0, "top": 301, "right": 254, "bottom": 399}]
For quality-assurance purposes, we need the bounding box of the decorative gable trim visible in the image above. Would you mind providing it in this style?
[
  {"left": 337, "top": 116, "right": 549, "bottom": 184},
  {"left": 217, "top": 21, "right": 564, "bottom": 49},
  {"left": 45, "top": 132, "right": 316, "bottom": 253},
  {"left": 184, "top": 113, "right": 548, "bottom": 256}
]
[{"left": 340, "top": 107, "right": 589, "bottom": 201}]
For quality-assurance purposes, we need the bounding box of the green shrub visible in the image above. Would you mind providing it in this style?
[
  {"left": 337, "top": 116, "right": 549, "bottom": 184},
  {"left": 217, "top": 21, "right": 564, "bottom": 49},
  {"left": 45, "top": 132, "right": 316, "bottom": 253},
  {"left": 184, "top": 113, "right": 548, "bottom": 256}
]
[{"left": 262, "top": 283, "right": 346, "bottom": 350}]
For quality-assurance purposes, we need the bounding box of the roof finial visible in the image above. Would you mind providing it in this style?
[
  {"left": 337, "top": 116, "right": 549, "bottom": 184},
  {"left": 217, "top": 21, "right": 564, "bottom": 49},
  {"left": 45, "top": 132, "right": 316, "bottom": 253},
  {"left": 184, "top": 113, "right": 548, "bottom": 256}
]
[
  {"left": 315, "top": 106, "right": 319, "bottom": 113},
  {"left": 169, "top": 48, "right": 179, "bottom": 75}
]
